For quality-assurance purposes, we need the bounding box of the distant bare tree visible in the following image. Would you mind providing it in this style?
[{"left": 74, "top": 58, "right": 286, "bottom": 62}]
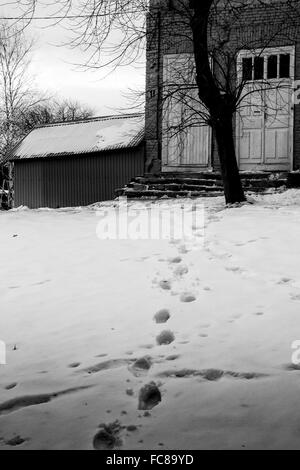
[
  {"left": 0, "top": 22, "right": 46, "bottom": 160},
  {"left": 19, "top": 98, "right": 94, "bottom": 134},
  {"left": 54, "top": 99, "right": 94, "bottom": 122}
]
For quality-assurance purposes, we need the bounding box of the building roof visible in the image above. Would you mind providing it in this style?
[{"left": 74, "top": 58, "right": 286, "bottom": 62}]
[{"left": 7, "top": 113, "right": 145, "bottom": 161}]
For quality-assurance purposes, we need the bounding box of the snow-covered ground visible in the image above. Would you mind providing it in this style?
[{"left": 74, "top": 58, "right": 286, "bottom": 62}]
[{"left": 1, "top": 190, "right": 300, "bottom": 450}]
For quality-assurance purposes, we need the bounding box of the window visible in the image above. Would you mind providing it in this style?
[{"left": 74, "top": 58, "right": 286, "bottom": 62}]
[
  {"left": 242, "top": 57, "right": 252, "bottom": 81},
  {"left": 242, "top": 56, "right": 264, "bottom": 81},
  {"left": 254, "top": 57, "right": 264, "bottom": 80},
  {"left": 279, "top": 54, "right": 290, "bottom": 78},
  {"left": 267, "top": 55, "right": 278, "bottom": 79},
  {"left": 242, "top": 52, "right": 291, "bottom": 81}
]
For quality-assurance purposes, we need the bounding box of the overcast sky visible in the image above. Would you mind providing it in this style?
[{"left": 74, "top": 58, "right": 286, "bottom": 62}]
[{"left": 0, "top": 3, "right": 146, "bottom": 116}]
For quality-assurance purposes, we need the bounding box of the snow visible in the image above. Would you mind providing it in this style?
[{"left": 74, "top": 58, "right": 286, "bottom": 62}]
[
  {"left": 95, "top": 115, "right": 144, "bottom": 150},
  {"left": 11, "top": 114, "right": 144, "bottom": 160},
  {"left": 1, "top": 190, "right": 300, "bottom": 450}
]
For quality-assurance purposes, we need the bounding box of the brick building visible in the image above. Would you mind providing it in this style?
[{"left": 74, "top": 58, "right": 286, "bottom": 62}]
[{"left": 145, "top": 0, "right": 300, "bottom": 175}]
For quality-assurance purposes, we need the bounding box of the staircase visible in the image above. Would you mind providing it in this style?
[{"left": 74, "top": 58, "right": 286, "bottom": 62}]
[{"left": 116, "top": 172, "right": 288, "bottom": 199}]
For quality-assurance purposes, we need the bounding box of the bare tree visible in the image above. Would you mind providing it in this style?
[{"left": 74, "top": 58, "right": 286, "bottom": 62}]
[
  {"left": 0, "top": 21, "right": 45, "bottom": 160},
  {"left": 5, "top": 0, "right": 300, "bottom": 203},
  {"left": 19, "top": 98, "right": 94, "bottom": 134},
  {"left": 54, "top": 99, "right": 94, "bottom": 122}
]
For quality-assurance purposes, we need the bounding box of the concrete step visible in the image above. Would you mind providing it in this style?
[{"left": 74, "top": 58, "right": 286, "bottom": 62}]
[
  {"left": 117, "top": 189, "right": 224, "bottom": 199},
  {"left": 244, "top": 179, "right": 287, "bottom": 188},
  {"left": 132, "top": 177, "right": 222, "bottom": 187},
  {"left": 146, "top": 171, "right": 288, "bottom": 181},
  {"left": 116, "top": 171, "right": 288, "bottom": 199}
]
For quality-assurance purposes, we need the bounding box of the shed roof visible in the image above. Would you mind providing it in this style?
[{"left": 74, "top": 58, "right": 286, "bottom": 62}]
[{"left": 7, "top": 113, "right": 145, "bottom": 161}]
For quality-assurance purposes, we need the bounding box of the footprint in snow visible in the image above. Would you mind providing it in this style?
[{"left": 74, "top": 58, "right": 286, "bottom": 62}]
[
  {"left": 157, "top": 368, "right": 268, "bottom": 381},
  {"left": 178, "top": 245, "right": 189, "bottom": 255},
  {"left": 166, "top": 354, "right": 180, "bottom": 361},
  {"left": 93, "top": 421, "right": 123, "bottom": 450},
  {"left": 174, "top": 265, "right": 189, "bottom": 277},
  {"left": 33, "top": 280, "right": 51, "bottom": 286},
  {"left": 5, "top": 436, "right": 29, "bottom": 447},
  {"left": 0, "top": 386, "right": 92, "bottom": 416},
  {"left": 203, "top": 286, "right": 212, "bottom": 292},
  {"left": 290, "top": 294, "right": 300, "bottom": 301},
  {"left": 169, "top": 257, "right": 182, "bottom": 264},
  {"left": 79, "top": 359, "right": 133, "bottom": 375},
  {"left": 225, "top": 266, "right": 244, "bottom": 274},
  {"left": 129, "top": 357, "right": 152, "bottom": 376},
  {"left": 236, "top": 239, "right": 258, "bottom": 247},
  {"left": 68, "top": 362, "right": 81, "bottom": 368},
  {"left": 278, "top": 277, "right": 292, "bottom": 285},
  {"left": 126, "top": 425, "right": 138, "bottom": 433},
  {"left": 5, "top": 383, "right": 18, "bottom": 390},
  {"left": 156, "top": 330, "right": 175, "bottom": 346},
  {"left": 138, "top": 382, "right": 161, "bottom": 411},
  {"left": 159, "top": 280, "right": 172, "bottom": 291},
  {"left": 180, "top": 293, "right": 196, "bottom": 303},
  {"left": 154, "top": 309, "right": 170, "bottom": 324},
  {"left": 139, "top": 344, "right": 154, "bottom": 350}
]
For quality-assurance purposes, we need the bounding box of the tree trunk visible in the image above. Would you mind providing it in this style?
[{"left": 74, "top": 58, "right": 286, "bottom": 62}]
[
  {"left": 189, "top": 1, "right": 246, "bottom": 204},
  {"left": 214, "top": 113, "right": 246, "bottom": 204}
]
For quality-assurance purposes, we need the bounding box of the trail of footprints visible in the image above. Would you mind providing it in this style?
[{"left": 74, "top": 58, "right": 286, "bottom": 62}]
[
  {"left": 90, "top": 237, "right": 270, "bottom": 450},
  {"left": 91, "top": 243, "right": 195, "bottom": 449},
  {"left": 0, "top": 234, "right": 280, "bottom": 450}
]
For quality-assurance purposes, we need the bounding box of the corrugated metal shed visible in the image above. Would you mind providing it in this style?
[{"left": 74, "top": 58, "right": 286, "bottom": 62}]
[
  {"left": 7, "top": 113, "right": 144, "bottom": 161},
  {"left": 8, "top": 113, "right": 145, "bottom": 208}
]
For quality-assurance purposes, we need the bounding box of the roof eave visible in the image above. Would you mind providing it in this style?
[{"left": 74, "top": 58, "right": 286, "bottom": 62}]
[{"left": 8, "top": 137, "right": 145, "bottom": 162}]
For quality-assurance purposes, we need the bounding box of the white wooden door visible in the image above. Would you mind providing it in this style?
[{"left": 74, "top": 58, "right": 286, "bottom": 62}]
[
  {"left": 239, "top": 82, "right": 265, "bottom": 166},
  {"left": 237, "top": 47, "right": 294, "bottom": 171},
  {"left": 264, "top": 83, "right": 291, "bottom": 165},
  {"left": 162, "top": 54, "right": 211, "bottom": 171}
]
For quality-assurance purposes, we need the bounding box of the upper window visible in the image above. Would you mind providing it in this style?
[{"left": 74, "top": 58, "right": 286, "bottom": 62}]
[
  {"left": 254, "top": 57, "right": 264, "bottom": 80},
  {"left": 279, "top": 54, "right": 290, "bottom": 78},
  {"left": 242, "top": 58, "right": 252, "bottom": 81},
  {"left": 242, "top": 53, "right": 291, "bottom": 81},
  {"left": 267, "top": 55, "right": 278, "bottom": 79}
]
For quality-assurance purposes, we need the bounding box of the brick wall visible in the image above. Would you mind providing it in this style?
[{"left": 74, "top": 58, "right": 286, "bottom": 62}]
[{"left": 145, "top": 0, "right": 300, "bottom": 172}]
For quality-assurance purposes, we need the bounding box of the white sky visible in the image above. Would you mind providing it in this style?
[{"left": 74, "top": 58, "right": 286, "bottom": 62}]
[{"left": 0, "top": 3, "right": 146, "bottom": 115}]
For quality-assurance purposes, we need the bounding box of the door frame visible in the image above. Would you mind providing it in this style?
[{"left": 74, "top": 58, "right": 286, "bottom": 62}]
[
  {"left": 236, "top": 45, "right": 295, "bottom": 171},
  {"left": 161, "top": 53, "right": 212, "bottom": 173}
]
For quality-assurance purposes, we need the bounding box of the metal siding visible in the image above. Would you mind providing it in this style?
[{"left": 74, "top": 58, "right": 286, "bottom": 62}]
[
  {"left": 14, "top": 147, "right": 144, "bottom": 208},
  {"left": 14, "top": 161, "right": 43, "bottom": 208}
]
